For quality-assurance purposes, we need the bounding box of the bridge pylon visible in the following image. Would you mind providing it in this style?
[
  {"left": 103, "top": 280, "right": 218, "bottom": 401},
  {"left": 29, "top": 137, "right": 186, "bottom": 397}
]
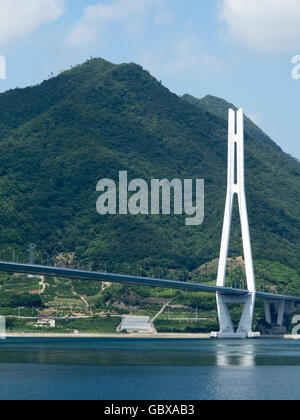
[{"left": 212, "top": 109, "right": 260, "bottom": 339}]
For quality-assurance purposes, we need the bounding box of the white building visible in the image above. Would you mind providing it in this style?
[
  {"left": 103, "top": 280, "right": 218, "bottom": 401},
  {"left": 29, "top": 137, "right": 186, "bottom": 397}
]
[{"left": 35, "top": 319, "right": 56, "bottom": 328}]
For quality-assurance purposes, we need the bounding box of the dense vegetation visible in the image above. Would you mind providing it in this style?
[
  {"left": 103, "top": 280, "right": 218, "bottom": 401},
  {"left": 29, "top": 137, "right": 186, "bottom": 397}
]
[
  {"left": 0, "top": 57, "right": 299, "bottom": 332},
  {"left": 5, "top": 315, "right": 121, "bottom": 334}
]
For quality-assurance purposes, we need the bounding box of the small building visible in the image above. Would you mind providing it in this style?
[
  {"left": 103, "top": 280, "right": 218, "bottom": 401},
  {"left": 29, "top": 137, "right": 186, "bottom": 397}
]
[{"left": 35, "top": 318, "right": 56, "bottom": 328}]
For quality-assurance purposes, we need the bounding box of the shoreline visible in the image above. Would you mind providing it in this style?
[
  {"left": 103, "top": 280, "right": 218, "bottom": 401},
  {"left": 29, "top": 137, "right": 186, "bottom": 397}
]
[
  {"left": 4, "top": 332, "right": 211, "bottom": 339},
  {"left": 3, "top": 333, "right": 299, "bottom": 339}
]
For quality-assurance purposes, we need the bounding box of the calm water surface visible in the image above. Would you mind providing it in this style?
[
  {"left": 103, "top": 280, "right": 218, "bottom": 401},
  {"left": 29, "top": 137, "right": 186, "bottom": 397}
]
[{"left": 1, "top": 338, "right": 300, "bottom": 400}]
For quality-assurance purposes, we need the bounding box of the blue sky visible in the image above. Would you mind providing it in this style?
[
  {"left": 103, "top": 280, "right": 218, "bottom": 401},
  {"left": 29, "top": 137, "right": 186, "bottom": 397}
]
[{"left": 1, "top": 0, "right": 300, "bottom": 159}]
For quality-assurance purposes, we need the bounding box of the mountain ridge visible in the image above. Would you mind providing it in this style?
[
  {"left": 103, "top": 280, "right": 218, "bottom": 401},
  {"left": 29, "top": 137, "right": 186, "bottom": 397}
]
[
  {"left": 182, "top": 93, "right": 282, "bottom": 152},
  {"left": 0, "top": 57, "right": 299, "bottom": 291}
]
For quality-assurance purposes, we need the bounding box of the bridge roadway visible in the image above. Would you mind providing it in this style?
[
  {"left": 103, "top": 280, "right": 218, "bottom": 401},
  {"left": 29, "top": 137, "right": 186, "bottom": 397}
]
[{"left": 0, "top": 261, "right": 299, "bottom": 303}]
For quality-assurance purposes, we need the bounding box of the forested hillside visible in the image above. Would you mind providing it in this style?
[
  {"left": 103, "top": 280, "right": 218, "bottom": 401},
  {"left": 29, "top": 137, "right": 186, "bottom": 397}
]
[{"left": 0, "top": 58, "right": 299, "bottom": 329}]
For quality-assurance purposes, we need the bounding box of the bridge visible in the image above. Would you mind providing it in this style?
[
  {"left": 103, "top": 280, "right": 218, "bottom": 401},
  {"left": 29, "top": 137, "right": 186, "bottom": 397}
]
[
  {"left": 1, "top": 109, "right": 299, "bottom": 338},
  {"left": 0, "top": 260, "right": 299, "bottom": 337}
]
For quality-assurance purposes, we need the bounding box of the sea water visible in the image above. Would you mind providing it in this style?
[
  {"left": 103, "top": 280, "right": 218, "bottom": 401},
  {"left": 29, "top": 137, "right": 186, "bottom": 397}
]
[{"left": 0, "top": 338, "right": 300, "bottom": 400}]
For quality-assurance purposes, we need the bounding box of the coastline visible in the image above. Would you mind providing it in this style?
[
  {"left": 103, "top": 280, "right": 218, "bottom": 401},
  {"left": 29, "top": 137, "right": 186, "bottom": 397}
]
[
  {"left": 3, "top": 333, "right": 299, "bottom": 339},
  {"left": 4, "top": 332, "right": 211, "bottom": 339}
]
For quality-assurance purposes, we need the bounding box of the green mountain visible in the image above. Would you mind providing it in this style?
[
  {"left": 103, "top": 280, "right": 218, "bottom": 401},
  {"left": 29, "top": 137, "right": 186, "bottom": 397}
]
[
  {"left": 0, "top": 58, "right": 300, "bottom": 329},
  {"left": 182, "top": 94, "right": 282, "bottom": 151}
]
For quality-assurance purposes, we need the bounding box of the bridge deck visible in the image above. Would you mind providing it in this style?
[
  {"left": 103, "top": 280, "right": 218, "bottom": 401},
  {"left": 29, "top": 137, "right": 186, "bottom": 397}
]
[{"left": 0, "top": 262, "right": 299, "bottom": 303}]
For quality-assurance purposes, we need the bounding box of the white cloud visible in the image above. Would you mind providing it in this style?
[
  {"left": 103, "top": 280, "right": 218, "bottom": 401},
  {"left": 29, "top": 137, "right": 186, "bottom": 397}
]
[
  {"left": 66, "top": 0, "right": 153, "bottom": 46},
  {"left": 0, "top": 0, "right": 66, "bottom": 49},
  {"left": 219, "top": 0, "right": 300, "bottom": 53},
  {"left": 139, "top": 33, "right": 221, "bottom": 79},
  {"left": 140, "top": 50, "right": 220, "bottom": 79}
]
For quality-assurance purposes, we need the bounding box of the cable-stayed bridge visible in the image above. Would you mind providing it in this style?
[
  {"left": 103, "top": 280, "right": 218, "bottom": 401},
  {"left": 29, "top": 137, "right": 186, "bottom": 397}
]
[
  {"left": 0, "top": 260, "right": 299, "bottom": 337},
  {"left": 1, "top": 261, "right": 300, "bottom": 305},
  {"left": 1, "top": 109, "right": 300, "bottom": 338}
]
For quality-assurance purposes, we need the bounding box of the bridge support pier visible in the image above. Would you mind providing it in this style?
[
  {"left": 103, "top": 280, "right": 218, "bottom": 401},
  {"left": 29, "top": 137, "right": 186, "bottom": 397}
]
[
  {"left": 277, "top": 300, "right": 285, "bottom": 327},
  {"left": 264, "top": 300, "right": 272, "bottom": 325},
  {"left": 212, "top": 293, "right": 259, "bottom": 339},
  {"left": 212, "top": 109, "right": 260, "bottom": 339},
  {"left": 263, "top": 299, "right": 299, "bottom": 334}
]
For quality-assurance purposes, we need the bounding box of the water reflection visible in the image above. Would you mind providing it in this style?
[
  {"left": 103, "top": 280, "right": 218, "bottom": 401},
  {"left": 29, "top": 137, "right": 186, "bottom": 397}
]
[
  {"left": 216, "top": 342, "right": 255, "bottom": 367},
  {"left": 2, "top": 339, "right": 300, "bottom": 400},
  {"left": 2, "top": 338, "right": 300, "bottom": 368}
]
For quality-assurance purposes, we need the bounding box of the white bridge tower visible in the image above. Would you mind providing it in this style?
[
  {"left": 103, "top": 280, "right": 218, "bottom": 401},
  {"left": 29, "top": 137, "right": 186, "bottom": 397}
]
[{"left": 212, "top": 109, "right": 260, "bottom": 339}]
